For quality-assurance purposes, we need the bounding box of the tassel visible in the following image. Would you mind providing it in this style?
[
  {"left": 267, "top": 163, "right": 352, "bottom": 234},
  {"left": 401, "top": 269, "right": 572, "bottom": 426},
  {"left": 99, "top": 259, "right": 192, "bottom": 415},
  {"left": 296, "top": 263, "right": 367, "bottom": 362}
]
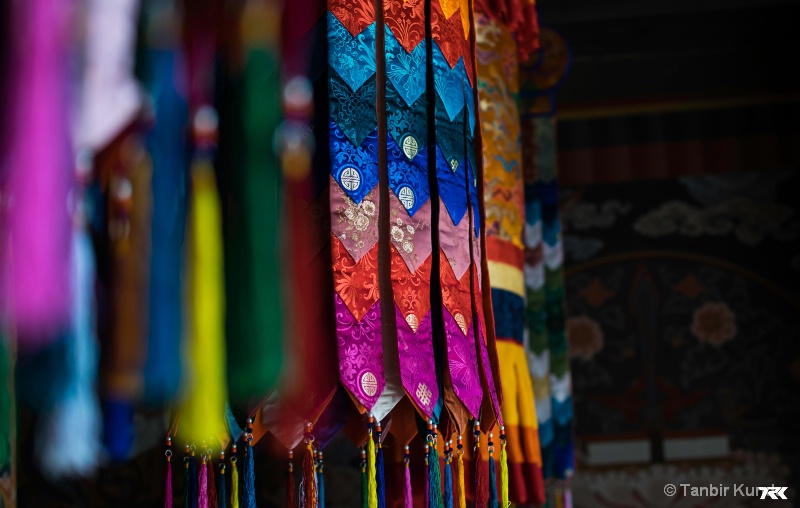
[
  {"left": 199, "top": 457, "right": 209, "bottom": 508},
  {"left": 564, "top": 486, "right": 573, "bottom": 508},
  {"left": 165, "top": 439, "right": 173, "bottom": 508},
  {"left": 488, "top": 433, "right": 498, "bottom": 508},
  {"left": 218, "top": 460, "right": 227, "bottom": 508},
  {"left": 184, "top": 453, "right": 190, "bottom": 508},
  {"left": 443, "top": 444, "right": 453, "bottom": 508},
  {"left": 555, "top": 487, "right": 563, "bottom": 508},
  {"left": 286, "top": 451, "right": 296, "bottom": 508},
  {"left": 403, "top": 446, "right": 412, "bottom": 508},
  {"left": 361, "top": 448, "right": 368, "bottom": 508},
  {"left": 427, "top": 424, "right": 442, "bottom": 508},
  {"left": 301, "top": 440, "right": 317, "bottom": 508},
  {"left": 488, "top": 457, "right": 498, "bottom": 508},
  {"left": 317, "top": 451, "right": 325, "bottom": 508},
  {"left": 375, "top": 423, "right": 385, "bottom": 508},
  {"left": 231, "top": 451, "right": 240, "bottom": 508},
  {"left": 366, "top": 424, "right": 377, "bottom": 508},
  {"left": 189, "top": 451, "right": 199, "bottom": 508},
  {"left": 208, "top": 455, "right": 218, "bottom": 508},
  {"left": 474, "top": 431, "right": 488, "bottom": 508},
  {"left": 244, "top": 438, "right": 257, "bottom": 508},
  {"left": 456, "top": 441, "right": 466, "bottom": 508},
  {"left": 499, "top": 428, "right": 508, "bottom": 508},
  {"left": 425, "top": 446, "right": 430, "bottom": 508}
]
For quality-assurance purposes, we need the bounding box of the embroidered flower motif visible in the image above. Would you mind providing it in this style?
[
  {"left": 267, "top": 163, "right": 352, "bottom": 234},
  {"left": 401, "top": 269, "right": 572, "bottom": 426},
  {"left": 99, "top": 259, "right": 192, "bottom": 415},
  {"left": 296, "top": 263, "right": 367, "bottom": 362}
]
[
  {"left": 402, "top": 240, "right": 414, "bottom": 253},
  {"left": 361, "top": 200, "right": 376, "bottom": 216},
  {"left": 391, "top": 225, "right": 405, "bottom": 242},
  {"left": 354, "top": 214, "right": 369, "bottom": 231},
  {"left": 344, "top": 207, "right": 355, "bottom": 221},
  {"left": 406, "top": 224, "right": 415, "bottom": 235},
  {"left": 691, "top": 301, "right": 737, "bottom": 346},
  {"left": 567, "top": 315, "right": 604, "bottom": 361}
]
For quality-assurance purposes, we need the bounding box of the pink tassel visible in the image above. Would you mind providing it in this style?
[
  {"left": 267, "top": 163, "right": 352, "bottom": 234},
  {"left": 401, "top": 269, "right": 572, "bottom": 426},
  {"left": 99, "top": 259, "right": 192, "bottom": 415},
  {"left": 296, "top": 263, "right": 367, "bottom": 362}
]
[
  {"left": 199, "top": 458, "right": 208, "bottom": 508},
  {"left": 5, "top": 0, "right": 73, "bottom": 346},
  {"left": 403, "top": 461, "right": 412, "bottom": 508}
]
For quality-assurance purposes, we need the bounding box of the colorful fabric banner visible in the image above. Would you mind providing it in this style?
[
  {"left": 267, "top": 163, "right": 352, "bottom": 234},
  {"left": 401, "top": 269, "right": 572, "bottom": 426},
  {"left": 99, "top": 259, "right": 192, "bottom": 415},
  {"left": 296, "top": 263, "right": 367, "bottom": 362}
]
[{"left": 476, "top": 9, "right": 545, "bottom": 504}]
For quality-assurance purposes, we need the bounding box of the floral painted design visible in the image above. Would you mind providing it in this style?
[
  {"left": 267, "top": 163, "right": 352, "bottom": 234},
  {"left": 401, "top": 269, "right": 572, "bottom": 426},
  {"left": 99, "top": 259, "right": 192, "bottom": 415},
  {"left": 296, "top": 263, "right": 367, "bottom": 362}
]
[
  {"left": 566, "top": 315, "right": 604, "bottom": 361},
  {"left": 691, "top": 301, "right": 737, "bottom": 346}
]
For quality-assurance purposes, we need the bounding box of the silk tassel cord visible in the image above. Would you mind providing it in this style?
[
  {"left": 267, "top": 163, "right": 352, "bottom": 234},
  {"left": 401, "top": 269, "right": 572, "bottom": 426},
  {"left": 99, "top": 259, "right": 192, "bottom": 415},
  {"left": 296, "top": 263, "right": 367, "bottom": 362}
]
[
  {"left": 189, "top": 446, "right": 199, "bottom": 508},
  {"left": 474, "top": 427, "right": 488, "bottom": 508},
  {"left": 244, "top": 432, "right": 256, "bottom": 508},
  {"left": 427, "top": 424, "right": 442, "bottom": 508},
  {"left": 218, "top": 454, "right": 227, "bottom": 508},
  {"left": 286, "top": 451, "right": 296, "bottom": 508},
  {"left": 366, "top": 421, "right": 378, "bottom": 508},
  {"left": 301, "top": 428, "right": 317, "bottom": 508},
  {"left": 199, "top": 455, "right": 209, "bottom": 508},
  {"left": 403, "top": 446, "right": 412, "bottom": 508},
  {"left": 456, "top": 437, "right": 466, "bottom": 508},
  {"left": 231, "top": 448, "right": 240, "bottom": 508},
  {"left": 208, "top": 451, "right": 218, "bottom": 508},
  {"left": 165, "top": 437, "right": 173, "bottom": 508},
  {"left": 184, "top": 452, "right": 190, "bottom": 508},
  {"left": 488, "top": 433, "right": 498, "bottom": 508},
  {"left": 375, "top": 423, "right": 385, "bottom": 508},
  {"left": 499, "top": 427, "right": 509, "bottom": 508},
  {"left": 361, "top": 448, "right": 368, "bottom": 508},
  {"left": 443, "top": 442, "right": 453, "bottom": 508},
  {"left": 316, "top": 451, "right": 325, "bottom": 508}
]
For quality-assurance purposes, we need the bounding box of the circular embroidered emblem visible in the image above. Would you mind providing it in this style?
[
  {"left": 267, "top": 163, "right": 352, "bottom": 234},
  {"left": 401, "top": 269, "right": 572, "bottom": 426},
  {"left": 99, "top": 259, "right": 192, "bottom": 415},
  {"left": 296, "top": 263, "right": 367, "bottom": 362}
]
[
  {"left": 454, "top": 313, "right": 467, "bottom": 334},
  {"left": 361, "top": 371, "right": 378, "bottom": 396},
  {"left": 416, "top": 382, "right": 432, "bottom": 407},
  {"left": 449, "top": 158, "right": 459, "bottom": 171},
  {"left": 398, "top": 186, "right": 415, "bottom": 210},
  {"left": 405, "top": 313, "right": 419, "bottom": 332},
  {"left": 340, "top": 167, "right": 361, "bottom": 191},
  {"left": 402, "top": 135, "right": 419, "bottom": 160}
]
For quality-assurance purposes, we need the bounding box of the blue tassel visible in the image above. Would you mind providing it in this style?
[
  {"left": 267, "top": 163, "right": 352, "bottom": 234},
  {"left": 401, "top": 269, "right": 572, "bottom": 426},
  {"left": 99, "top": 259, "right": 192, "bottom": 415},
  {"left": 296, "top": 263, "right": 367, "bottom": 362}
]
[
  {"left": 428, "top": 445, "right": 442, "bottom": 508},
  {"left": 488, "top": 456, "right": 498, "bottom": 508},
  {"left": 189, "top": 456, "right": 198, "bottom": 508},
  {"left": 376, "top": 445, "right": 385, "bottom": 508},
  {"left": 443, "top": 460, "right": 453, "bottom": 508},
  {"left": 317, "top": 464, "right": 325, "bottom": 508},
  {"left": 218, "top": 464, "right": 227, "bottom": 508},
  {"left": 244, "top": 443, "right": 257, "bottom": 508}
]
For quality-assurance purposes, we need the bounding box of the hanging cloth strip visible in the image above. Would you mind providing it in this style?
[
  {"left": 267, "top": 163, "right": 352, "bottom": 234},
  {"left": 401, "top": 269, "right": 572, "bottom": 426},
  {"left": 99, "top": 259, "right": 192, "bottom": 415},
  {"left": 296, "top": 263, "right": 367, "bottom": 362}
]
[
  {"left": 140, "top": 0, "right": 189, "bottom": 406},
  {"left": 222, "top": 0, "right": 284, "bottom": 406},
  {"left": 380, "top": 0, "right": 438, "bottom": 423},
  {"left": 429, "top": 0, "right": 485, "bottom": 436},
  {"left": 327, "top": 0, "right": 386, "bottom": 413},
  {"left": 474, "top": 6, "right": 545, "bottom": 504},
  {"left": 520, "top": 26, "right": 575, "bottom": 492},
  {"left": 4, "top": 0, "right": 74, "bottom": 348}
]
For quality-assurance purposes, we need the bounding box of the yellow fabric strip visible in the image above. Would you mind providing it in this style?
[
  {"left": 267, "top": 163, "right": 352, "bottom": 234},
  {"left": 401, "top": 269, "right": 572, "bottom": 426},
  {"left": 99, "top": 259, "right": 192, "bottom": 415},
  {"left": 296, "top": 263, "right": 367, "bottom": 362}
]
[{"left": 487, "top": 261, "right": 525, "bottom": 298}]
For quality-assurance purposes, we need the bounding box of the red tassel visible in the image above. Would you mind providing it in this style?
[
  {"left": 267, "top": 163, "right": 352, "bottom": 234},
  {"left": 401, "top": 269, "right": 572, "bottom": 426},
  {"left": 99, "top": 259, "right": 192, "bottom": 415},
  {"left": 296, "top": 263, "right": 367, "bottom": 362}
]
[
  {"left": 165, "top": 446, "right": 173, "bottom": 508},
  {"left": 286, "top": 451, "right": 296, "bottom": 508},
  {"left": 475, "top": 435, "right": 488, "bottom": 508},
  {"left": 208, "top": 456, "right": 218, "bottom": 508}
]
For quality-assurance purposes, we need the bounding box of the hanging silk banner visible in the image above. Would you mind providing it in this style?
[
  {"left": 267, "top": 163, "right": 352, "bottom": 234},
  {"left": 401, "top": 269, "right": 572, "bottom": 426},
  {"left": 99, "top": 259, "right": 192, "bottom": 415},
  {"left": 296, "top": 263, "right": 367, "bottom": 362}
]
[
  {"left": 520, "top": 26, "right": 575, "bottom": 497},
  {"left": 475, "top": 4, "right": 545, "bottom": 503},
  {"left": 430, "top": 0, "right": 484, "bottom": 431},
  {"left": 382, "top": 0, "right": 438, "bottom": 420},
  {"left": 327, "top": 0, "right": 385, "bottom": 411}
]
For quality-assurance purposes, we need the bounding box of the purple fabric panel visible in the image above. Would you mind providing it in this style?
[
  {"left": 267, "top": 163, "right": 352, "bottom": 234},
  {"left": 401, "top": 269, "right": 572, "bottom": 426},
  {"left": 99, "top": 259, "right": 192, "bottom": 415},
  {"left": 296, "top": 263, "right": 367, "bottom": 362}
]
[
  {"left": 395, "top": 306, "right": 438, "bottom": 418},
  {"left": 335, "top": 293, "right": 384, "bottom": 410},
  {"left": 443, "top": 306, "right": 483, "bottom": 419}
]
